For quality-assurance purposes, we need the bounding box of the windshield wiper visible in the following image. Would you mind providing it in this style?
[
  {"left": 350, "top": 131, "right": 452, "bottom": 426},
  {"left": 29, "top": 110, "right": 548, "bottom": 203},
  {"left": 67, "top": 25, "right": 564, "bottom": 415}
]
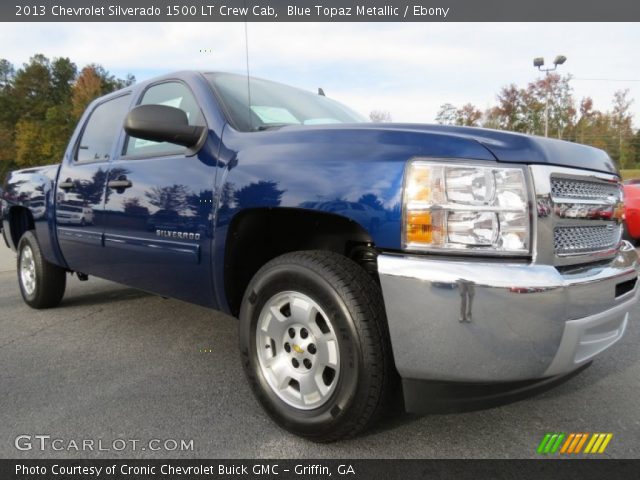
[{"left": 252, "top": 123, "right": 296, "bottom": 131}]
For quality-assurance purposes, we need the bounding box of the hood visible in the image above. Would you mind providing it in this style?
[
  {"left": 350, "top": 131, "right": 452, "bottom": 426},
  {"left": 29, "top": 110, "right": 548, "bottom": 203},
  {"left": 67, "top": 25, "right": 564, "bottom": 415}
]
[{"left": 358, "top": 123, "right": 617, "bottom": 175}]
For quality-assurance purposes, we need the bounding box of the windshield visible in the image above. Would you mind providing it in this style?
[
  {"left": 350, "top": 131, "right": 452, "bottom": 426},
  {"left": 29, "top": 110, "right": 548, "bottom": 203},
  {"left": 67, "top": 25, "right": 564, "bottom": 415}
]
[{"left": 205, "top": 73, "right": 366, "bottom": 132}]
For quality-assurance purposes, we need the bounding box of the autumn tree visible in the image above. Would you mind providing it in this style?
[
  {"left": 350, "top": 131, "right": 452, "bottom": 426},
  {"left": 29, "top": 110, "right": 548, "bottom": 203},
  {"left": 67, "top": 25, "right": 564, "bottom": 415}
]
[
  {"left": 0, "top": 54, "right": 135, "bottom": 171},
  {"left": 491, "top": 84, "right": 531, "bottom": 132},
  {"left": 437, "top": 74, "right": 637, "bottom": 168},
  {"left": 72, "top": 66, "right": 105, "bottom": 119},
  {"left": 611, "top": 89, "right": 635, "bottom": 168},
  {"left": 456, "top": 103, "right": 482, "bottom": 127},
  {"left": 525, "top": 73, "right": 575, "bottom": 138},
  {"left": 71, "top": 65, "right": 134, "bottom": 120},
  {"left": 436, "top": 103, "right": 482, "bottom": 127},
  {"left": 573, "top": 97, "right": 596, "bottom": 144}
]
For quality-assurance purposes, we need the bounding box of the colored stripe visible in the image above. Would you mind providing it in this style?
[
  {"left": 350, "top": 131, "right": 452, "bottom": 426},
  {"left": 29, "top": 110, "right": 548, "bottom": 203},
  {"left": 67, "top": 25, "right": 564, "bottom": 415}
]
[
  {"left": 584, "top": 433, "right": 598, "bottom": 453},
  {"left": 574, "top": 433, "right": 589, "bottom": 453},
  {"left": 567, "top": 434, "right": 582, "bottom": 453},
  {"left": 537, "top": 434, "right": 552, "bottom": 454},
  {"left": 560, "top": 434, "right": 575, "bottom": 454},
  {"left": 591, "top": 434, "right": 606, "bottom": 453},
  {"left": 550, "top": 433, "right": 565, "bottom": 453},
  {"left": 598, "top": 434, "right": 613, "bottom": 453},
  {"left": 544, "top": 434, "right": 559, "bottom": 453}
]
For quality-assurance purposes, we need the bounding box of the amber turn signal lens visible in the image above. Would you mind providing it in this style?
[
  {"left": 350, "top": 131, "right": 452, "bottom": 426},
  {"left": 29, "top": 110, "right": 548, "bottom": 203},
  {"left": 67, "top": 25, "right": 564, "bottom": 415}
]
[{"left": 406, "top": 211, "right": 434, "bottom": 243}]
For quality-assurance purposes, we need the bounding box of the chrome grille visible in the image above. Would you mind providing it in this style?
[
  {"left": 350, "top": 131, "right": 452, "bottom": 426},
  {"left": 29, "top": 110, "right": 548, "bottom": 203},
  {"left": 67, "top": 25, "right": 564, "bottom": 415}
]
[
  {"left": 532, "top": 165, "right": 623, "bottom": 266},
  {"left": 554, "top": 225, "right": 621, "bottom": 256},
  {"left": 551, "top": 177, "right": 620, "bottom": 201}
]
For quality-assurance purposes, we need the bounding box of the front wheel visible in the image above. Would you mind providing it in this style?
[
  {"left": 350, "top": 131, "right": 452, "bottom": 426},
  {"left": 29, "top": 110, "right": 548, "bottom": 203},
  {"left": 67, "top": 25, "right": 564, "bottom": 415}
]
[
  {"left": 17, "top": 231, "right": 67, "bottom": 309},
  {"left": 239, "top": 250, "right": 393, "bottom": 442}
]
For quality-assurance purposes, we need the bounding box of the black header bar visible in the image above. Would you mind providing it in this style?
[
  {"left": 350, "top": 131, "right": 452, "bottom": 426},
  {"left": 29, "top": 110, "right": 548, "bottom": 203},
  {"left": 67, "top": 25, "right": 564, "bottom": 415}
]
[
  {"left": 2, "top": 459, "right": 640, "bottom": 480},
  {"left": 3, "top": 0, "right": 640, "bottom": 22}
]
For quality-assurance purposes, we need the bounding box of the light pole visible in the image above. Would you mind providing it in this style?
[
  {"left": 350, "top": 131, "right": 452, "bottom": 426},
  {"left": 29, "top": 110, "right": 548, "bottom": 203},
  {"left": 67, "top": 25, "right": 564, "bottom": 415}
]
[{"left": 533, "top": 55, "right": 567, "bottom": 137}]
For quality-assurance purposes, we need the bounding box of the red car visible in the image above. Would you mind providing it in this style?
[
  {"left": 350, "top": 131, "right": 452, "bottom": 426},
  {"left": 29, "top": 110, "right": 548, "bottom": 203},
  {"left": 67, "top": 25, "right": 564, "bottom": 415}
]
[{"left": 623, "top": 181, "right": 640, "bottom": 243}]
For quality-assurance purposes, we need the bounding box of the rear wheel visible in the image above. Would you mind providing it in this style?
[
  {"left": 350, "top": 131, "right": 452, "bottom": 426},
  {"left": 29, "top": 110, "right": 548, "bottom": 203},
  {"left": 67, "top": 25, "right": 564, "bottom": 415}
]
[
  {"left": 239, "top": 250, "right": 393, "bottom": 442},
  {"left": 17, "top": 231, "right": 66, "bottom": 309}
]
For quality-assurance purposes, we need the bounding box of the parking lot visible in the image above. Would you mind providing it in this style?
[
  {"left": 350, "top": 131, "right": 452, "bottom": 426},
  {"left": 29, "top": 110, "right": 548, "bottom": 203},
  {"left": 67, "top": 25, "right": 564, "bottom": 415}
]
[{"left": 1, "top": 243, "right": 639, "bottom": 458}]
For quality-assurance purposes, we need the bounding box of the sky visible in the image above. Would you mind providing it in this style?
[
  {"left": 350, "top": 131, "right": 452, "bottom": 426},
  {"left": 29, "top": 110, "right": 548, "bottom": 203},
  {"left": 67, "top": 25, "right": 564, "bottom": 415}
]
[{"left": 1, "top": 22, "right": 639, "bottom": 125}]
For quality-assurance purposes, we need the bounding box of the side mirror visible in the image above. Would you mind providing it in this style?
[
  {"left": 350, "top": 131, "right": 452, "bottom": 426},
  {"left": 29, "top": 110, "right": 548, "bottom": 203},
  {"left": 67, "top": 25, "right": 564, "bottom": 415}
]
[{"left": 124, "top": 104, "right": 206, "bottom": 150}]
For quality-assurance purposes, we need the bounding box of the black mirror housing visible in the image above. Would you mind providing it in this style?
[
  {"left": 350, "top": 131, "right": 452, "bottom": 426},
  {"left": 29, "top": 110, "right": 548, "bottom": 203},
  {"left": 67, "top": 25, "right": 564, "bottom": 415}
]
[{"left": 124, "top": 104, "right": 206, "bottom": 150}]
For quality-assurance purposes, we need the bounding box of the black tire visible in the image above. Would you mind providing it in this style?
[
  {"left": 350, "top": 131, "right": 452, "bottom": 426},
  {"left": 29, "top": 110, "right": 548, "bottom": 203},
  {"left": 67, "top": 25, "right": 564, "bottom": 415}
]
[
  {"left": 239, "top": 250, "right": 393, "bottom": 442},
  {"left": 17, "top": 231, "right": 66, "bottom": 309}
]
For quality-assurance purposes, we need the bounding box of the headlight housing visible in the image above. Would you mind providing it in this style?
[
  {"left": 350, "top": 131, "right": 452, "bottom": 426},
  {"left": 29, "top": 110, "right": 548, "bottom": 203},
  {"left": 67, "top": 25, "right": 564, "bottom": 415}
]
[{"left": 403, "top": 160, "right": 531, "bottom": 255}]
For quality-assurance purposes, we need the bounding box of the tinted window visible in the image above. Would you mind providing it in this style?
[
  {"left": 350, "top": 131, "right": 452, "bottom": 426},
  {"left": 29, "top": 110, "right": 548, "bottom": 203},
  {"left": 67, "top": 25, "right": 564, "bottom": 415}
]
[
  {"left": 125, "top": 82, "right": 204, "bottom": 157},
  {"left": 76, "top": 94, "right": 130, "bottom": 163},
  {"left": 206, "top": 73, "right": 365, "bottom": 132}
]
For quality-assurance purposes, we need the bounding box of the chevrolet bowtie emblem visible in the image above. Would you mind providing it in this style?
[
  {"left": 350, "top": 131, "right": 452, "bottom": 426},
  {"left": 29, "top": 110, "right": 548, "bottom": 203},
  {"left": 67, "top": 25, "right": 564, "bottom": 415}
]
[{"left": 292, "top": 344, "right": 304, "bottom": 354}]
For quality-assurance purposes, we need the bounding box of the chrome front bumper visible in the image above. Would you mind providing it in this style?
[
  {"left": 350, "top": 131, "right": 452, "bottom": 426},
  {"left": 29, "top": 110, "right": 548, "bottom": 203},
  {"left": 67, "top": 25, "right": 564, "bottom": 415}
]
[{"left": 378, "top": 241, "right": 639, "bottom": 382}]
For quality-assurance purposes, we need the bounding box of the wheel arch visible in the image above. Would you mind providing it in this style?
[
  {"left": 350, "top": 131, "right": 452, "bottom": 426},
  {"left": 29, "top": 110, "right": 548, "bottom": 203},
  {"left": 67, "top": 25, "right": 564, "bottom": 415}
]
[
  {"left": 223, "top": 207, "right": 379, "bottom": 317},
  {"left": 6, "top": 206, "right": 35, "bottom": 250}
]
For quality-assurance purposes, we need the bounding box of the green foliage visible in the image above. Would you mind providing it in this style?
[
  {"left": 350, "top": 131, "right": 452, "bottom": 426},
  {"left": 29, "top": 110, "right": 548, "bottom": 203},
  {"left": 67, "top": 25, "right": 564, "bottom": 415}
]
[
  {"left": 620, "top": 169, "right": 640, "bottom": 181},
  {"left": 0, "top": 54, "right": 135, "bottom": 172}
]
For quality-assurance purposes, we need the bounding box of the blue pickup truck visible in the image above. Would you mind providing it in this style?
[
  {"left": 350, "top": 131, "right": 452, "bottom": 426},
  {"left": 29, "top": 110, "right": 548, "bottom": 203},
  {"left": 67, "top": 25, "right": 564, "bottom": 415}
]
[{"left": 1, "top": 71, "right": 638, "bottom": 442}]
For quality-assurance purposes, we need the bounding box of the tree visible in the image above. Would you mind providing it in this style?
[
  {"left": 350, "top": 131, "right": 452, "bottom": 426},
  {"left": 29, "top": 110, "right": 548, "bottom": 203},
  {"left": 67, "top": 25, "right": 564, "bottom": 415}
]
[
  {"left": 633, "top": 129, "right": 640, "bottom": 166},
  {"left": 12, "top": 54, "right": 53, "bottom": 119},
  {"left": 436, "top": 102, "right": 482, "bottom": 127},
  {"left": 491, "top": 84, "right": 528, "bottom": 132},
  {"left": 1, "top": 54, "right": 135, "bottom": 170},
  {"left": 14, "top": 119, "right": 41, "bottom": 167},
  {"left": 611, "top": 89, "right": 634, "bottom": 168},
  {"left": 574, "top": 97, "right": 595, "bottom": 144},
  {"left": 50, "top": 57, "right": 77, "bottom": 104},
  {"left": 435, "top": 103, "right": 458, "bottom": 125},
  {"left": 526, "top": 73, "right": 575, "bottom": 138},
  {"left": 71, "top": 66, "right": 106, "bottom": 119},
  {"left": 435, "top": 74, "right": 636, "bottom": 168},
  {"left": 0, "top": 59, "right": 14, "bottom": 88},
  {"left": 456, "top": 103, "right": 482, "bottom": 127},
  {"left": 369, "top": 110, "right": 392, "bottom": 123}
]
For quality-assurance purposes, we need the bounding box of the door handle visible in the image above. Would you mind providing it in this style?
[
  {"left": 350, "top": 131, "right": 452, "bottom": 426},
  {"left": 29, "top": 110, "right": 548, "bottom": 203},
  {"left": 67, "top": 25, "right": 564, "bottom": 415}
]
[
  {"left": 107, "top": 179, "right": 133, "bottom": 190},
  {"left": 59, "top": 179, "right": 74, "bottom": 190}
]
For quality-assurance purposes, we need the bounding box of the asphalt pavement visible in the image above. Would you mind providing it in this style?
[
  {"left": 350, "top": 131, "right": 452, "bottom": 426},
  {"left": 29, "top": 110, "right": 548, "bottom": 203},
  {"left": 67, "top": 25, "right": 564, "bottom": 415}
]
[{"left": 0, "top": 243, "right": 639, "bottom": 458}]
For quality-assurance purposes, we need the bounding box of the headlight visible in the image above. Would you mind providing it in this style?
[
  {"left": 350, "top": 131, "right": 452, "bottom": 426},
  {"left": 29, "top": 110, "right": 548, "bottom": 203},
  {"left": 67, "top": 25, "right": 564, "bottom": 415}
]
[{"left": 403, "top": 160, "right": 530, "bottom": 254}]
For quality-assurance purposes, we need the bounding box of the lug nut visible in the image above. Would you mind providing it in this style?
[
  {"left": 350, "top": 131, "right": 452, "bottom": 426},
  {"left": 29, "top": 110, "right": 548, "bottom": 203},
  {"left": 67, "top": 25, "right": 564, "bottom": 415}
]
[
  {"left": 284, "top": 342, "right": 291, "bottom": 353},
  {"left": 303, "top": 359, "right": 312, "bottom": 370},
  {"left": 288, "top": 328, "right": 296, "bottom": 338},
  {"left": 300, "top": 328, "right": 308, "bottom": 339},
  {"left": 292, "top": 358, "right": 299, "bottom": 368},
  {"left": 307, "top": 344, "right": 316, "bottom": 355}
]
